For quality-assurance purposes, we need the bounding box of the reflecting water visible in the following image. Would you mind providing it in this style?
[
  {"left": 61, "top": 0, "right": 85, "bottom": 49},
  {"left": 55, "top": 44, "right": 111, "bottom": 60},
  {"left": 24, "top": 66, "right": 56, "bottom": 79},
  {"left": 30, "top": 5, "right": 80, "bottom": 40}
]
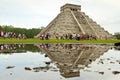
[{"left": 0, "top": 44, "right": 120, "bottom": 80}]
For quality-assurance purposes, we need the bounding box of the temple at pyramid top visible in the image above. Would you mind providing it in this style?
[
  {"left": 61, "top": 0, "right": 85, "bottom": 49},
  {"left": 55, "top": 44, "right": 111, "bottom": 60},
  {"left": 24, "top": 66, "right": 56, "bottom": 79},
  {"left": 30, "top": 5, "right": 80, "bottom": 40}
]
[
  {"left": 35, "top": 4, "right": 114, "bottom": 39},
  {"left": 60, "top": 3, "right": 81, "bottom": 12}
]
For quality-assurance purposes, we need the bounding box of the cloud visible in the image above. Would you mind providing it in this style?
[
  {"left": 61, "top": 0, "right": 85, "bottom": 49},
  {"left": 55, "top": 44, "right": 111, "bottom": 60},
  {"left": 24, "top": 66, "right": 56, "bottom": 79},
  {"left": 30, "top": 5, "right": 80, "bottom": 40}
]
[{"left": 0, "top": 0, "right": 120, "bottom": 33}]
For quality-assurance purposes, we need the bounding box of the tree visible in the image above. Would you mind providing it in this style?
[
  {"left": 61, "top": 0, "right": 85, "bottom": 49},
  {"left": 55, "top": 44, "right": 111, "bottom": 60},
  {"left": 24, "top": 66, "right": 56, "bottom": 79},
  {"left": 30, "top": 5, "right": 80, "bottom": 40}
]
[
  {"left": 114, "top": 32, "right": 120, "bottom": 39},
  {"left": 0, "top": 25, "right": 2, "bottom": 30}
]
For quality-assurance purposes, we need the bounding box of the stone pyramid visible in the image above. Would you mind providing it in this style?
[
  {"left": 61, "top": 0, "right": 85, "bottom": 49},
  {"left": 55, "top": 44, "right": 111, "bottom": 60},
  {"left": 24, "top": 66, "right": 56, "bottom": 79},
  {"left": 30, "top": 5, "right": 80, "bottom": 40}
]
[{"left": 35, "top": 4, "right": 113, "bottom": 39}]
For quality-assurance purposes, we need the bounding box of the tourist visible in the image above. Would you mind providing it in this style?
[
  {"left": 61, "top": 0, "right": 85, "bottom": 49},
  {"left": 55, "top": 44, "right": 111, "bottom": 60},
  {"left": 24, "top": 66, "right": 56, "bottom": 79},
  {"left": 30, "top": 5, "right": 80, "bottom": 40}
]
[
  {"left": 18, "top": 33, "right": 22, "bottom": 39},
  {"left": 42, "top": 34, "right": 45, "bottom": 40},
  {"left": 45, "top": 33, "right": 50, "bottom": 40},
  {"left": 69, "top": 34, "right": 73, "bottom": 40},
  {"left": 0, "top": 30, "right": 4, "bottom": 37},
  {"left": 76, "top": 34, "right": 80, "bottom": 40},
  {"left": 85, "top": 33, "right": 89, "bottom": 40},
  {"left": 65, "top": 34, "right": 68, "bottom": 39},
  {"left": 39, "top": 34, "right": 42, "bottom": 39},
  {"left": 22, "top": 34, "right": 26, "bottom": 39}
]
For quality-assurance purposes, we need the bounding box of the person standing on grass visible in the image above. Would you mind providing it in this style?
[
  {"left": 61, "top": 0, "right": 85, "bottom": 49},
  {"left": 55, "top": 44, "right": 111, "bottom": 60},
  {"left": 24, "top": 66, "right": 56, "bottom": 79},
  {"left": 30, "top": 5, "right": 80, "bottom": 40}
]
[{"left": 0, "top": 30, "right": 4, "bottom": 37}]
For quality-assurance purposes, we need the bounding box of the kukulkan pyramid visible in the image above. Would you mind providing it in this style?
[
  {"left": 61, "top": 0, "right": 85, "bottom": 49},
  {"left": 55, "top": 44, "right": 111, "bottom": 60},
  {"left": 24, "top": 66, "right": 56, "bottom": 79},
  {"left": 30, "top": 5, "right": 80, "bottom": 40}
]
[{"left": 35, "top": 4, "right": 114, "bottom": 39}]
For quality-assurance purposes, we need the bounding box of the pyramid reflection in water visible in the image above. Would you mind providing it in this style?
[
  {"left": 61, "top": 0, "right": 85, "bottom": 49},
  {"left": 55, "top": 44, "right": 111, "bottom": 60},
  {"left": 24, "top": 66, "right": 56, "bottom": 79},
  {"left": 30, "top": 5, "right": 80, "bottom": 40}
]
[{"left": 35, "top": 44, "right": 110, "bottom": 78}]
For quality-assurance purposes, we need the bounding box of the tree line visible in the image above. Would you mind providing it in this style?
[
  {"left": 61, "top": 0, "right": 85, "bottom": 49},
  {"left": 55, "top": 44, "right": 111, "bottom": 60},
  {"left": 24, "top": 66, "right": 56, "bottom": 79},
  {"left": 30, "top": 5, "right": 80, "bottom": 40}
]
[{"left": 0, "top": 25, "right": 42, "bottom": 38}]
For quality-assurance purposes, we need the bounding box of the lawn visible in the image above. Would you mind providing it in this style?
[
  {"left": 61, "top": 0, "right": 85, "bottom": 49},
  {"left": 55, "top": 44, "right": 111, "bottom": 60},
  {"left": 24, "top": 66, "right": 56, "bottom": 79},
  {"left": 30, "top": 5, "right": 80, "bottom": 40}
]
[{"left": 0, "top": 38, "right": 120, "bottom": 44}]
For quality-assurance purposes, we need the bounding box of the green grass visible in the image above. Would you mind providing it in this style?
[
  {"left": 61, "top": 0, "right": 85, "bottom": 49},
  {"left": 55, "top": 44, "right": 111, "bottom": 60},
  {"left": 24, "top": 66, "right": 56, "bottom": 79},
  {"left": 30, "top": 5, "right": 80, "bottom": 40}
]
[{"left": 0, "top": 38, "right": 120, "bottom": 44}]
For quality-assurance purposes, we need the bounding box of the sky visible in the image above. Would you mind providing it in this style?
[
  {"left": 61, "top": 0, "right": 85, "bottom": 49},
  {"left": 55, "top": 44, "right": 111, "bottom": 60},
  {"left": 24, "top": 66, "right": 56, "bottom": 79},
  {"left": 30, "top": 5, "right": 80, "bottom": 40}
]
[{"left": 0, "top": 0, "right": 120, "bottom": 34}]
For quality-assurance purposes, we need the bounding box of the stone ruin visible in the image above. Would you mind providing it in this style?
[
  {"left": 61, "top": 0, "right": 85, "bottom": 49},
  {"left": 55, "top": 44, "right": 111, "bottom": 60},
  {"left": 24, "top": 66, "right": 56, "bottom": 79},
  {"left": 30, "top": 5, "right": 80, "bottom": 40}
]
[{"left": 35, "top": 4, "right": 114, "bottom": 39}]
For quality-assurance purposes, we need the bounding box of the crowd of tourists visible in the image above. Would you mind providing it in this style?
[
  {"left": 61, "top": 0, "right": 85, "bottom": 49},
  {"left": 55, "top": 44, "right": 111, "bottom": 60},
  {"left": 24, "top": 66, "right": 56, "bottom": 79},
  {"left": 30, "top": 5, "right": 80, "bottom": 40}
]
[
  {"left": 55, "top": 33, "right": 97, "bottom": 40},
  {"left": 0, "top": 30, "right": 26, "bottom": 39},
  {"left": 39, "top": 33, "right": 97, "bottom": 40},
  {"left": 39, "top": 33, "right": 51, "bottom": 40}
]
